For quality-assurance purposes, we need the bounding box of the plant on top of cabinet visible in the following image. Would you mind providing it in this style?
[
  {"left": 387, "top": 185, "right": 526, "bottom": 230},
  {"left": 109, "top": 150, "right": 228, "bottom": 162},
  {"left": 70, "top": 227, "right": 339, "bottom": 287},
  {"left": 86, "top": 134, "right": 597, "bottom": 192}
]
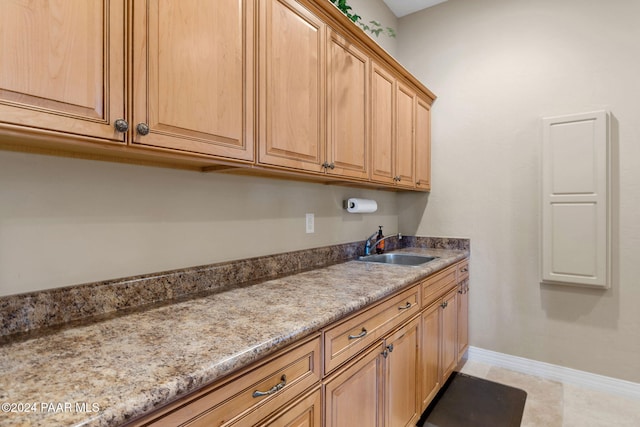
[{"left": 328, "top": 0, "right": 396, "bottom": 37}]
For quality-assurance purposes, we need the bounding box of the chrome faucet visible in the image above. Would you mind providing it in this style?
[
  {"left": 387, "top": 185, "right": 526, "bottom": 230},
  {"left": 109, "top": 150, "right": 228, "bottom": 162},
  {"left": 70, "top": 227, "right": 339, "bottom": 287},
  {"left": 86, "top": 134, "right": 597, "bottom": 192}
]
[{"left": 364, "top": 231, "right": 402, "bottom": 256}]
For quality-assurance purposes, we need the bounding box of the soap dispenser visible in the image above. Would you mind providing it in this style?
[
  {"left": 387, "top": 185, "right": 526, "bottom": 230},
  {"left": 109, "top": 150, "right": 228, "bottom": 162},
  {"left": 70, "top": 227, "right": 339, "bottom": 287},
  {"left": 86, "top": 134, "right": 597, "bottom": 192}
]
[{"left": 375, "top": 226, "right": 384, "bottom": 254}]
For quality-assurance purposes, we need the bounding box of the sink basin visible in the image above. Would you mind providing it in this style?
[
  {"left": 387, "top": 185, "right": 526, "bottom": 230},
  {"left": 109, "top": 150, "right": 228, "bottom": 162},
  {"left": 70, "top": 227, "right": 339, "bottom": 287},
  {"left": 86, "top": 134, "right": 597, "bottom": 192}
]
[{"left": 357, "top": 253, "right": 437, "bottom": 266}]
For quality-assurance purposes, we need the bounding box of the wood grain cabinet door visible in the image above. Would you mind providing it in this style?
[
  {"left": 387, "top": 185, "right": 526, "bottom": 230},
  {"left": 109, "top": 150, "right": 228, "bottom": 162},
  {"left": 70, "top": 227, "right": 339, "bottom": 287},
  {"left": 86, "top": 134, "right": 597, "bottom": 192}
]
[
  {"left": 0, "top": 0, "right": 125, "bottom": 142},
  {"left": 440, "top": 288, "right": 458, "bottom": 382},
  {"left": 384, "top": 317, "right": 421, "bottom": 427},
  {"left": 395, "top": 82, "right": 416, "bottom": 188},
  {"left": 420, "top": 300, "right": 441, "bottom": 411},
  {"left": 324, "top": 344, "right": 384, "bottom": 427},
  {"left": 257, "top": 0, "right": 325, "bottom": 173},
  {"left": 326, "top": 29, "right": 368, "bottom": 180},
  {"left": 369, "top": 62, "right": 395, "bottom": 185},
  {"left": 131, "top": 0, "right": 254, "bottom": 160},
  {"left": 415, "top": 96, "right": 431, "bottom": 191}
]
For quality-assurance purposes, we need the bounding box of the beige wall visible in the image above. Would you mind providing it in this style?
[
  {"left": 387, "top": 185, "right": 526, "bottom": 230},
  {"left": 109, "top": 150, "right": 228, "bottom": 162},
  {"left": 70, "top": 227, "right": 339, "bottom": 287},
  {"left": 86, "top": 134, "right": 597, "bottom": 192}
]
[
  {"left": 397, "top": 0, "right": 640, "bottom": 382},
  {"left": 0, "top": 151, "right": 399, "bottom": 296},
  {"left": 346, "top": 0, "right": 398, "bottom": 55}
]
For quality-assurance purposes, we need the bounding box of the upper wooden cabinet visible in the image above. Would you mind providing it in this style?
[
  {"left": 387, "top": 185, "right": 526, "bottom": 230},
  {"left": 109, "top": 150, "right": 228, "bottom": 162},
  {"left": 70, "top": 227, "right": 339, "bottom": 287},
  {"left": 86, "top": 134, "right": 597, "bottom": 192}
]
[
  {"left": 0, "top": 0, "right": 125, "bottom": 143},
  {"left": 395, "top": 82, "right": 416, "bottom": 188},
  {"left": 257, "top": 0, "right": 326, "bottom": 173},
  {"left": 131, "top": 0, "right": 254, "bottom": 160},
  {"left": 370, "top": 63, "right": 427, "bottom": 190},
  {"left": 257, "top": 1, "right": 369, "bottom": 180},
  {"left": 326, "top": 29, "right": 369, "bottom": 180},
  {"left": 370, "top": 63, "right": 395, "bottom": 185},
  {"left": 415, "top": 96, "right": 432, "bottom": 191},
  {"left": 0, "top": 0, "right": 436, "bottom": 191}
]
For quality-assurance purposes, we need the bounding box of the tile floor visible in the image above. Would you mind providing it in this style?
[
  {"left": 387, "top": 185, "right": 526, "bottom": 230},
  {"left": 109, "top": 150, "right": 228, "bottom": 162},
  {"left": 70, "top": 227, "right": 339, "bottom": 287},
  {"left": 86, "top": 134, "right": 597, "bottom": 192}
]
[{"left": 458, "top": 360, "right": 640, "bottom": 427}]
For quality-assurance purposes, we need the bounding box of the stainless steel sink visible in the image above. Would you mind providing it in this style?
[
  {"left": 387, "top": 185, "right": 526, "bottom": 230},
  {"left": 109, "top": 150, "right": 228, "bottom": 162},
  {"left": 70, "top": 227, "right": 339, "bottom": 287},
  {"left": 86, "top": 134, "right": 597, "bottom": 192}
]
[{"left": 357, "top": 253, "right": 437, "bottom": 266}]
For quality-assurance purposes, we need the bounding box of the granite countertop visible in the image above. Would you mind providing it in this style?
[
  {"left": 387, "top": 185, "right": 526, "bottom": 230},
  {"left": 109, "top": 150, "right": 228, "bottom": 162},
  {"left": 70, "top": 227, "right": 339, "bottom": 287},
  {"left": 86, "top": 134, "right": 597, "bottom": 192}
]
[{"left": 0, "top": 247, "right": 468, "bottom": 427}]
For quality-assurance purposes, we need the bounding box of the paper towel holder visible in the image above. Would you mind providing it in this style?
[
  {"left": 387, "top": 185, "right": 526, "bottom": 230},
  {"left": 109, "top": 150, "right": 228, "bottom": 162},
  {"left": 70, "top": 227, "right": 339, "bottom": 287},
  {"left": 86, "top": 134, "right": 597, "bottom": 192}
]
[{"left": 343, "top": 198, "right": 378, "bottom": 213}]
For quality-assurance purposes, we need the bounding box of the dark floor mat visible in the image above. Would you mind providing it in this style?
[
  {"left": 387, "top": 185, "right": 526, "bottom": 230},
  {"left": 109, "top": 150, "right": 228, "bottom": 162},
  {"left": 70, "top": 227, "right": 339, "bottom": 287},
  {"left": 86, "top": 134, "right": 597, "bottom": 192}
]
[{"left": 419, "top": 372, "right": 527, "bottom": 427}]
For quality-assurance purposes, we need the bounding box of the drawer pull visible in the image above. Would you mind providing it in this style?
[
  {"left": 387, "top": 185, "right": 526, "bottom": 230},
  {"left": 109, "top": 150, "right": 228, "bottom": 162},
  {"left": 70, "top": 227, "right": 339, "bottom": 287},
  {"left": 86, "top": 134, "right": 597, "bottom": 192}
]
[
  {"left": 398, "top": 302, "right": 412, "bottom": 310},
  {"left": 348, "top": 328, "right": 368, "bottom": 340},
  {"left": 252, "top": 375, "right": 287, "bottom": 398},
  {"left": 460, "top": 267, "right": 469, "bottom": 273}
]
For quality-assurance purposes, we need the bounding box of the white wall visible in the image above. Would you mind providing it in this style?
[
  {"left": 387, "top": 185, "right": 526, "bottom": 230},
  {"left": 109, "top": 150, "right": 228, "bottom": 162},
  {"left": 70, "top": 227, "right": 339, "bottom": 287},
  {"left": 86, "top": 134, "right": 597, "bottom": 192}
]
[{"left": 397, "top": 0, "right": 640, "bottom": 382}]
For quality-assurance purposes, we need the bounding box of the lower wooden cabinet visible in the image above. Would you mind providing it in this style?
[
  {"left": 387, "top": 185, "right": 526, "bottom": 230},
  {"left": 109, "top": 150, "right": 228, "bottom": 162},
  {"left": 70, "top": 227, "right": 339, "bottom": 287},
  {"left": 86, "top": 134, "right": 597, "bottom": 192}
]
[
  {"left": 457, "top": 262, "right": 470, "bottom": 362},
  {"left": 128, "top": 336, "right": 321, "bottom": 426},
  {"left": 420, "top": 300, "right": 441, "bottom": 409},
  {"left": 384, "top": 317, "right": 421, "bottom": 427},
  {"left": 324, "top": 316, "right": 420, "bottom": 427},
  {"left": 324, "top": 342, "right": 384, "bottom": 427},
  {"left": 440, "top": 288, "right": 459, "bottom": 383},
  {"left": 259, "top": 389, "right": 322, "bottom": 427},
  {"left": 129, "top": 259, "right": 469, "bottom": 427}
]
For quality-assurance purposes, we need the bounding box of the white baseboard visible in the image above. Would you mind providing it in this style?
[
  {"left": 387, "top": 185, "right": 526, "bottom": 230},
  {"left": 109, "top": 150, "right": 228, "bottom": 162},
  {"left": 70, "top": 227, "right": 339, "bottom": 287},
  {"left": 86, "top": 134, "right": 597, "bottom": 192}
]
[{"left": 467, "top": 346, "right": 640, "bottom": 400}]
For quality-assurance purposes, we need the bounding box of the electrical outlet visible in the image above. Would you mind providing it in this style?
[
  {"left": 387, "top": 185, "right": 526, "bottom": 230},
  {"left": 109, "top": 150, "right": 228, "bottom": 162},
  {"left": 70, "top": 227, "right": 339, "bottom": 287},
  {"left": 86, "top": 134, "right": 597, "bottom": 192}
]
[{"left": 306, "top": 213, "right": 314, "bottom": 234}]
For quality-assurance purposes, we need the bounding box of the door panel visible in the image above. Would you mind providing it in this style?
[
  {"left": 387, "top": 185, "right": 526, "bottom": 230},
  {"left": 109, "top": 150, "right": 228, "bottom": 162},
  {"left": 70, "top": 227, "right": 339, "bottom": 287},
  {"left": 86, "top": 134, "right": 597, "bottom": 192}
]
[
  {"left": 326, "top": 29, "right": 368, "bottom": 179},
  {"left": 0, "top": 0, "right": 125, "bottom": 142},
  {"left": 258, "top": 0, "right": 325, "bottom": 172},
  {"left": 132, "top": 0, "right": 254, "bottom": 159}
]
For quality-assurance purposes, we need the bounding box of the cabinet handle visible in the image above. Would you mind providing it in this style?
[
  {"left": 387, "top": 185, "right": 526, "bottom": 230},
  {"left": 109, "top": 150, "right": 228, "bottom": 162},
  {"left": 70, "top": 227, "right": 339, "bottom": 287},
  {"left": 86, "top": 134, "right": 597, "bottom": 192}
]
[
  {"left": 387, "top": 344, "right": 394, "bottom": 353},
  {"left": 440, "top": 301, "right": 448, "bottom": 309},
  {"left": 460, "top": 267, "right": 469, "bottom": 273},
  {"left": 458, "top": 289, "right": 464, "bottom": 294},
  {"left": 382, "top": 349, "right": 389, "bottom": 358},
  {"left": 398, "top": 302, "right": 412, "bottom": 310},
  {"left": 348, "top": 328, "right": 367, "bottom": 340},
  {"left": 322, "top": 162, "right": 336, "bottom": 170},
  {"left": 252, "top": 375, "right": 287, "bottom": 398},
  {"left": 136, "top": 123, "right": 150, "bottom": 136},
  {"left": 114, "top": 119, "right": 129, "bottom": 133}
]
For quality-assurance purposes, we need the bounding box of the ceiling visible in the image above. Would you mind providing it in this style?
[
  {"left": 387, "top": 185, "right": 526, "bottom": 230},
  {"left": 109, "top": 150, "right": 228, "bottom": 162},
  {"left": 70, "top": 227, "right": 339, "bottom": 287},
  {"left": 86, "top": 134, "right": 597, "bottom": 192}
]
[{"left": 382, "top": 0, "right": 448, "bottom": 18}]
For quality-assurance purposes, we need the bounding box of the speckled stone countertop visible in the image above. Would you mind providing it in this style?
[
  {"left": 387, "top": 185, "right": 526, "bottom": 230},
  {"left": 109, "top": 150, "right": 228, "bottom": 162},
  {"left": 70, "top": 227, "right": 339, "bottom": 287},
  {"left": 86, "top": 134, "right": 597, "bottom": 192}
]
[{"left": 0, "top": 247, "right": 468, "bottom": 427}]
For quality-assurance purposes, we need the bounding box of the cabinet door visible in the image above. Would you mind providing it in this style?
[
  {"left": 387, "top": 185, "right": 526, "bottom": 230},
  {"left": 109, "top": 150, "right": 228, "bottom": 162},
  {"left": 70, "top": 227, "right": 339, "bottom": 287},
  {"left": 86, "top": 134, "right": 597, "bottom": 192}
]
[
  {"left": 395, "top": 82, "right": 416, "bottom": 188},
  {"left": 324, "top": 344, "right": 384, "bottom": 427},
  {"left": 131, "top": 0, "right": 254, "bottom": 160},
  {"left": 258, "top": 389, "right": 321, "bottom": 427},
  {"left": 441, "top": 288, "right": 458, "bottom": 382},
  {"left": 326, "top": 29, "right": 368, "bottom": 179},
  {"left": 0, "top": 0, "right": 125, "bottom": 142},
  {"left": 457, "top": 279, "right": 469, "bottom": 362},
  {"left": 420, "top": 300, "right": 441, "bottom": 410},
  {"left": 385, "top": 317, "right": 421, "bottom": 427},
  {"left": 370, "top": 63, "right": 395, "bottom": 184},
  {"left": 415, "top": 96, "right": 431, "bottom": 191},
  {"left": 258, "top": 0, "right": 325, "bottom": 172}
]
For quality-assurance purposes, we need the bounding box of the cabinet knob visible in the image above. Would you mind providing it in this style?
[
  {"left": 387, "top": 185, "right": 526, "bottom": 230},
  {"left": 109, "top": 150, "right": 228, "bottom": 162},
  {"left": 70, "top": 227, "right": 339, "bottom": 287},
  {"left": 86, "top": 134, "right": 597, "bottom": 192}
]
[
  {"left": 136, "top": 123, "right": 150, "bottom": 136},
  {"left": 440, "top": 301, "right": 448, "bottom": 309},
  {"left": 387, "top": 344, "right": 394, "bottom": 353},
  {"left": 322, "top": 162, "right": 335, "bottom": 170},
  {"left": 114, "top": 119, "right": 129, "bottom": 133}
]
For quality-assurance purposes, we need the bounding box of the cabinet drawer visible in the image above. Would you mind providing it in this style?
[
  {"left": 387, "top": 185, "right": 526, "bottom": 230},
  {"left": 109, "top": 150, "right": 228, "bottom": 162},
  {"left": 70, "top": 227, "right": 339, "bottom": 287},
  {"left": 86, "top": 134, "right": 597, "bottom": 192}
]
[
  {"left": 457, "top": 260, "right": 469, "bottom": 282},
  {"left": 323, "top": 285, "right": 420, "bottom": 374},
  {"left": 141, "top": 336, "right": 321, "bottom": 427},
  {"left": 421, "top": 264, "right": 457, "bottom": 305}
]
